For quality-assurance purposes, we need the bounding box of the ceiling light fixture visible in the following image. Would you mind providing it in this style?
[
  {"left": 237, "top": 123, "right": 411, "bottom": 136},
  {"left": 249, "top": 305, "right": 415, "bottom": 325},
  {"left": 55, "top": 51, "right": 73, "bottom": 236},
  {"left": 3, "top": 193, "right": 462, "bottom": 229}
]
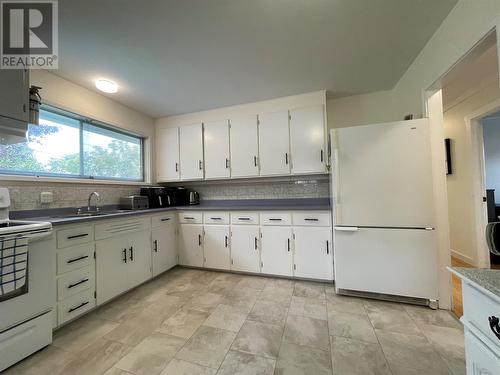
[{"left": 95, "top": 79, "right": 118, "bottom": 93}]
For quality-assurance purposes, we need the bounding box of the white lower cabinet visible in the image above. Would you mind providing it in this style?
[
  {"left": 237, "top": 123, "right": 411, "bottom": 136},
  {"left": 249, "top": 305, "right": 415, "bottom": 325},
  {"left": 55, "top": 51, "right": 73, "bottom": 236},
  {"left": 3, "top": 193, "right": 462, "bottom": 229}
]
[
  {"left": 95, "top": 230, "right": 151, "bottom": 305},
  {"left": 152, "top": 219, "right": 177, "bottom": 277},
  {"left": 464, "top": 328, "right": 500, "bottom": 375},
  {"left": 260, "top": 226, "right": 293, "bottom": 277},
  {"left": 230, "top": 226, "right": 260, "bottom": 273},
  {"left": 293, "top": 227, "right": 333, "bottom": 280},
  {"left": 179, "top": 224, "right": 204, "bottom": 267},
  {"left": 203, "top": 225, "right": 230, "bottom": 270}
]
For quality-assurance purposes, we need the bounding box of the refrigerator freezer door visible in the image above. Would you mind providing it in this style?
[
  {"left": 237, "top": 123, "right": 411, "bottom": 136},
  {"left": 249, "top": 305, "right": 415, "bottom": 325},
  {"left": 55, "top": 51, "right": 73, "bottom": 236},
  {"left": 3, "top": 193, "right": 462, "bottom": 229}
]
[
  {"left": 334, "top": 227, "right": 438, "bottom": 300},
  {"left": 334, "top": 119, "right": 434, "bottom": 228}
]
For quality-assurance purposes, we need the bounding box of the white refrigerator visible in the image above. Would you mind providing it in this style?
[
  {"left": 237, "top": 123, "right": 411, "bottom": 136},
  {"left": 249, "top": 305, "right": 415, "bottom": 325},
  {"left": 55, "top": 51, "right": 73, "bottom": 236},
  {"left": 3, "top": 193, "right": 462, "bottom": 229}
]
[{"left": 331, "top": 118, "right": 438, "bottom": 302}]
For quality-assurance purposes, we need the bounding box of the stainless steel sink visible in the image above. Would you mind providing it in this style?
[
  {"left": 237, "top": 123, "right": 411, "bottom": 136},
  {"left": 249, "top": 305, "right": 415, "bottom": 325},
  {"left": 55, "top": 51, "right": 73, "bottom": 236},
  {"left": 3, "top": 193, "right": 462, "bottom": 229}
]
[{"left": 52, "top": 209, "right": 130, "bottom": 219}]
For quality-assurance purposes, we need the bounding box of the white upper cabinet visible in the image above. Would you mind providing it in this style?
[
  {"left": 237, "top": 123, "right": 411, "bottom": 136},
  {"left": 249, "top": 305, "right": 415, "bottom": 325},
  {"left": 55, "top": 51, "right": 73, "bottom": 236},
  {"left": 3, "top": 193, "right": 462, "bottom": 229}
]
[
  {"left": 156, "top": 127, "right": 180, "bottom": 182},
  {"left": 179, "top": 123, "right": 204, "bottom": 180},
  {"left": 289, "top": 106, "right": 326, "bottom": 174},
  {"left": 258, "top": 111, "right": 291, "bottom": 176},
  {"left": 229, "top": 114, "right": 259, "bottom": 178},
  {"left": 204, "top": 120, "right": 230, "bottom": 179}
]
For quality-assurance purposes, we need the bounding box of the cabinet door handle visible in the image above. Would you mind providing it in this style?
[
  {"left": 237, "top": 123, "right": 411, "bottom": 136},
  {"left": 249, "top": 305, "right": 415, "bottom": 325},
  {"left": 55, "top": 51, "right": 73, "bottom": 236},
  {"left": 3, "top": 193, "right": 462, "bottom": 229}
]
[
  {"left": 153, "top": 239, "right": 158, "bottom": 252},
  {"left": 320, "top": 149, "right": 324, "bottom": 162},
  {"left": 304, "top": 218, "right": 319, "bottom": 222},
  {"left": 129, "top": 246, "right": 134, "bottom": 261},
  {"left": 287, "top": 238, "right": 290, "bottom": 252},
  {"left": 254, "top": 237, "right": 258, "bottom": 250},
  {"left": 198, "top": 234, "right": 202, "bottom": 246},
  {"left": 238, "top": 217, "right": 251, "bottom": 221},
  {"left": 122, "top": 248, "right": 127, "bottom": 263},
  {"left": 489, "top": 316, "right": 500, "bottom": 340},
  {"left": 184, "top": 217, "right": 195, "bottom": 220},
  {"left": 225, "top": 235, "right": 228, "bottom": 248},
  {"left": 254, "top": 156, "right": 258, "bottom": 167},
  {"left": 269, "top": 218, "right": 282, "bottom": 222},
  {"left": 285, "top": 153, "right": 289, "bottom": 165},
  {"left": 210, "top": 217, "right": 222, "bottom": 220},
  {"left": 67, "top": 278, "right": 89, "bottom": 289},
  {"left": 67, "top": 255, "right": 89, "bottom": 264},
  {"left": 161, "top": 218, "right": 171, "bottom": 222},
  {"left": 199, "top": 160, "right": 203, "bottom": 170},
  {"left": 68, "top": 301, "right": 89, "bottom": 313},
  {"left": 225, "top": 158, "right": 229, "bottom": 169},
  {"left": 326, "top": 241, "right": 329, "bottom": 255},
  {"left": 67, "top": 233, "right": 88, "bottom": 240},
  {"left": 175, "top": 162, "right": 179, "bottom": 172}
]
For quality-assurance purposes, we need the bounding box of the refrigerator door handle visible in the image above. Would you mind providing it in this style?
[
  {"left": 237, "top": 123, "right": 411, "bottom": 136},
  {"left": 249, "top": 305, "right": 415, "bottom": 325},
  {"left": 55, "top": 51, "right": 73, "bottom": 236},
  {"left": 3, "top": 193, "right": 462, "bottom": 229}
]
[
  {"left": 334, "top": 226, "right": 359, "bottom": 232},
  {"left": 333, "top": 148, "right": 340, "bottom": 204}
]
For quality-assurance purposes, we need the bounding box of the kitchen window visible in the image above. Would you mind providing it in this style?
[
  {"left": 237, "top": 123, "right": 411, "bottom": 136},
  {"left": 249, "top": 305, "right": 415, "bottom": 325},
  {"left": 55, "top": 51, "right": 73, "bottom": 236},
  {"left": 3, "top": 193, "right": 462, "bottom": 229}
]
[{"left": 0, "top": 106, "right": 144, "bottom": 181}]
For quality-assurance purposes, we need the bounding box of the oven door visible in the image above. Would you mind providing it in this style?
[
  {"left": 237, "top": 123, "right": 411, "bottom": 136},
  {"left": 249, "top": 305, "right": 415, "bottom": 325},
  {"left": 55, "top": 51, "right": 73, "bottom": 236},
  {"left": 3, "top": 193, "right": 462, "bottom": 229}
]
[{"left": 0, "top": 234, "right": 55, "bottom": 332}]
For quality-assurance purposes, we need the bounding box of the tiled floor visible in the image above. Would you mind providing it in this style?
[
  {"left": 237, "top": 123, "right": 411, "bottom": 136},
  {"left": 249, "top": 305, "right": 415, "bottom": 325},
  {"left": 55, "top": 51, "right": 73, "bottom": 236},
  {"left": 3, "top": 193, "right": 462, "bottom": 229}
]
[{"left": 6, "top": 267, "right": 465, "bottom": 375}]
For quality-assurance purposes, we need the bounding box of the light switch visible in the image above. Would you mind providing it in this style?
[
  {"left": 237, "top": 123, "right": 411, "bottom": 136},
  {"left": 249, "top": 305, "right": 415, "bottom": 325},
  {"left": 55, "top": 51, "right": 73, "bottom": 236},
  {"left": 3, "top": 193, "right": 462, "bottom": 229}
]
[{"left": 40, "top": 191, "right": 54, "bottom": 204}]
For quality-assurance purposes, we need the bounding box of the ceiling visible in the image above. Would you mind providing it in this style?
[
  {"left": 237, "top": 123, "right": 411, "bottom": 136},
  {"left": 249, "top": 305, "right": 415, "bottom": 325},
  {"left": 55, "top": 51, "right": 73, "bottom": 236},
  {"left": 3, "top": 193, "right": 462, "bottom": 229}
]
[{"left": 55, "top": 0, "right": 457, "bottom": 118}]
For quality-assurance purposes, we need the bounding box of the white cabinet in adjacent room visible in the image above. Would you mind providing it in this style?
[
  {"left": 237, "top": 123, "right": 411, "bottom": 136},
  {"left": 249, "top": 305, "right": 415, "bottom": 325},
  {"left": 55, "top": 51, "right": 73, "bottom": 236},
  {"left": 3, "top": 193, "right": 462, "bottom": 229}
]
[
  {"left": 260, "top": 226, "right": 293, "bottom": 276},
  {"left": 152, "top": 214, "right": 177, "bottom": 277},
  {"left": 231, "top": 225, "right": 260, "bottom": 273},
  {"left": 258, "top": 111, "right": 291, "bottom": 176},
  {"left": 204, "top": 120, "right": 230, "bottom": 179},
  {"left": 179, "top": 224, "right": 204, "bottom": 267},
  {"left": 0, "top": 69, "right": 28, "bottom": 124},
  {"left": 230, "top": 114, "right": 259, "bottom": 178},
  {"left": 289, "top": 106, "right": 326, "bottom": 174},
  {"left": 156, "top": 127, "right": 180, "bottom": 182},
  {"left": 203, "top": 225, "right": 231, "bottom": 270},
  {"left": 293, "top": 227, "right": 332, "bottom": 280},
  {"left": 180, "top": 123, "right": 204, "bottom": 180}
]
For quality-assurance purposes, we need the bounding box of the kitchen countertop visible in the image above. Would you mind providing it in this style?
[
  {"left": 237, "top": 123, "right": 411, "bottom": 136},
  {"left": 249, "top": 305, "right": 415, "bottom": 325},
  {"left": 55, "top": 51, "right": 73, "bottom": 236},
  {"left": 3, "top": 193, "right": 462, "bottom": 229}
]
[
  {"left": 11, "top": 198, "right": 331, "bottom": 226},
  {"left": 449, "top": 267, "right": 500, "bottom": 302}
]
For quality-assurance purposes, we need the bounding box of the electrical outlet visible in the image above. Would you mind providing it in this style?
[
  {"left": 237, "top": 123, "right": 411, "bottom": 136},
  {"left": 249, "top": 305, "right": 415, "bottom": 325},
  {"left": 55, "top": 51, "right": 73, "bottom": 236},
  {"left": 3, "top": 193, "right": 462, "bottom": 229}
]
[{"left": 40, "top": 191, "right": 54, "bottom": 204}]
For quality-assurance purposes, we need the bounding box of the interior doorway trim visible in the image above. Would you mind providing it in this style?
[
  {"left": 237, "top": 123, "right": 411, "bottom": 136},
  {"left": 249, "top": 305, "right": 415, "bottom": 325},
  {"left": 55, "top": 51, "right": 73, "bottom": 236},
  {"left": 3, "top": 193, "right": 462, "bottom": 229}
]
[{"left": 464, "top": 99, "right": 500, "bottom": 268}]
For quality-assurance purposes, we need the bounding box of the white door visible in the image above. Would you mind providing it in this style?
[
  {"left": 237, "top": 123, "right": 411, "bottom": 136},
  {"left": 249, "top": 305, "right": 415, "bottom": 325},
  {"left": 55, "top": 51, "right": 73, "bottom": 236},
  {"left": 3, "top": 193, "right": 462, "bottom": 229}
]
[
  {"left": 180, "top": 123, "right": 204, "bottom": 180},
  {"left": 156, "top": 127, "right": 180, "bottom": 182},
  {"left": 290, "top": 106, "right": 326, "bottom": 174},
  {"left": 230, "top": 114, "right": 259, "bottom": 178},
  {"left": 204, "top": 120, "right": 230, "bottom": 179},
  {"left": 231, "top": 226, "right": 260, "bottom": 273},
  {"left": 179, "top": 224, "right": 204, "bottom": 267},
  {"left": 334, "top": 119, "right": 434, "bottom": 227},
  {"left": 125, "top": 230, "right": 152, "bottom": 290},
  {"left": 204, "top": 226, "right": 230, "bottom": 270},
  {"left": 334, "top": 226, "right": 438, "bottom": 299},
  {"left": 260, "top": 226, "right": 293, "bottom": 276},
  {"left": 95, "top": 236, "right": 130, "bottom": 305},
  {"left": 152, "top": 223, "right": 177, "bottom": 277},
  {"left": 258, "top": 111, "right": 290, "bottom": 176},
  {"left": 293, "top": 227, "right": 332, "bottom": 280}
]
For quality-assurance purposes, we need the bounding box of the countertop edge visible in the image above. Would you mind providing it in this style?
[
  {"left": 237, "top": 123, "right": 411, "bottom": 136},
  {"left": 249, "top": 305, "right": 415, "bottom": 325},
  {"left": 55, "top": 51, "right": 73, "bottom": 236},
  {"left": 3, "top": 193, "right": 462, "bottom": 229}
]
[{"left": 448, "top": 267, "right": 500, "bottom": 304}]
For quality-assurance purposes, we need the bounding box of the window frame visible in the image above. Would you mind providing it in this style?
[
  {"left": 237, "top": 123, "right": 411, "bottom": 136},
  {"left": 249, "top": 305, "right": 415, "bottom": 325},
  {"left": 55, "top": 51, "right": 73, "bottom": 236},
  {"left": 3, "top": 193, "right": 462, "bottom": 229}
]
[{"left": 0, "top": 105, "right": 145, "bottom": 183}]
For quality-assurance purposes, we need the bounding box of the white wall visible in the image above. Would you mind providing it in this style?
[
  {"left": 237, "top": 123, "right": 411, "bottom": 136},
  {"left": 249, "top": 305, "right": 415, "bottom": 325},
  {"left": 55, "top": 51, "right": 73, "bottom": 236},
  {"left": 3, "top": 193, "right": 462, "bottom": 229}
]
[
  {"left": 483, "top": 115, "right": 500, "bottom": 204},
  {"left": 29, "top": 70, "right": 155, "bottom": 183}
]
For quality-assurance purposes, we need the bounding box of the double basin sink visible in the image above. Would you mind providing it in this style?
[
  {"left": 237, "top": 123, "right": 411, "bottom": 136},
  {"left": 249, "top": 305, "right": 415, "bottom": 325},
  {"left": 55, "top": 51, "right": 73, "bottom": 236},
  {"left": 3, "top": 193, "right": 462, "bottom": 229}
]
[{"left": 52, "top": 209, "right": 131, "bottom": 219}]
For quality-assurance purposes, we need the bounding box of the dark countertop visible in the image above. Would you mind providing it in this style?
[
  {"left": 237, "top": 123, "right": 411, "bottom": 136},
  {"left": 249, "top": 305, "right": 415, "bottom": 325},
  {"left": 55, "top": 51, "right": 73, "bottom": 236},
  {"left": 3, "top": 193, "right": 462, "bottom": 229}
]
[
  {"left": 449, "top": 267, "right": 500, "bottom": 302},
  {"left": 11, "top": 198, "right": 331, "bottom": 226}
]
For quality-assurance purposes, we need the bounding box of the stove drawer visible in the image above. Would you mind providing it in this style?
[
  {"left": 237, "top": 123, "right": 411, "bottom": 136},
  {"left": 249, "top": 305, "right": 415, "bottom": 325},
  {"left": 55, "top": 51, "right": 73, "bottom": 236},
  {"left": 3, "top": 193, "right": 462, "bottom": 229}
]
[
  {"left": 57, "top": 266, "right": 94, "bottom": 301},
  {"left": 58, "top": 289, "right": 95, "bottom": 326},
  {"left": 57, "top": 225, "right": 93, "bottom": 249},
  {"left": 57, "top": 243, "right": 94, "bottom": 275}
]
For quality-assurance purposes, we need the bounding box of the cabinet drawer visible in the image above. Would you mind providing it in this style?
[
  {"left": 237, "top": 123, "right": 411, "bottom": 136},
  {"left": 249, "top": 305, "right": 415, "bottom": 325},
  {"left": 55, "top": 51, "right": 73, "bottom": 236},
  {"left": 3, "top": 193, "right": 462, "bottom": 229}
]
[
  {"left": 57, "top": 266, "right": 94, "bottom": 301},
  {"left": 57, "top": 243, "right": 94, "bottom": 275},
  {"left": 464, "top": 328, "right": 500, "bottom": 375},
  {"left": 260, "top": 212, "right": 292, "bottom": 226},
  {"left": 204, "top": 212, "right": 230, "bottom": 224},
  {"left": 152, "top": 213, "right": 176, "bottom": 228},
  {"left": 58, "top": 289, "right": 95, "bottom": 326},
  {"left": 463, "top": 282, "right": 500, "bottom": 350},
  {"left": 178, "top": 212, "right": 203, "bottom": 224},
  {"left": 292, "top": 211, "right": 331, "bottom": 227},
  {"left": 57, "top": 225, "right": 93, "bottom": 248},
  {"left": 95, "top": 216, "right": 150, "bottom": 240},
  {"left": 231, "top": 212, "right": 259, "bottom": 225}
]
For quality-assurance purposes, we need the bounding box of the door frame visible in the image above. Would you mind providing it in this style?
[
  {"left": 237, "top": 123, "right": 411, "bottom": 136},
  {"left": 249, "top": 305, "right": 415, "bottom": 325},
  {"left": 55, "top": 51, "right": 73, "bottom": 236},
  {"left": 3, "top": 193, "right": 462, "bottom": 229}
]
[{"left": 464, "top": 99, "right": 500, "bottom": 268}]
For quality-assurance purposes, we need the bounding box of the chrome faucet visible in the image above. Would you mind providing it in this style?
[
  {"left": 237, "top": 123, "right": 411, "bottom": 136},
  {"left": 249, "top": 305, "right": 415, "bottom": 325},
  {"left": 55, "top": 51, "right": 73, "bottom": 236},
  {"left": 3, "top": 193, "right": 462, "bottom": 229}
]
[{"left": 87, "top": 191, "right": 101, "bottom": 212}]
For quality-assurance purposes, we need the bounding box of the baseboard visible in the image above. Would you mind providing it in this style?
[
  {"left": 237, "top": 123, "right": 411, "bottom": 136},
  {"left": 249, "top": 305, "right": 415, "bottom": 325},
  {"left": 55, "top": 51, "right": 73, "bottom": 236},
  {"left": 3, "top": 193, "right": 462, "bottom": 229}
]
[{"left": 451, "top": 249, "right": 475, "bottom": 266}]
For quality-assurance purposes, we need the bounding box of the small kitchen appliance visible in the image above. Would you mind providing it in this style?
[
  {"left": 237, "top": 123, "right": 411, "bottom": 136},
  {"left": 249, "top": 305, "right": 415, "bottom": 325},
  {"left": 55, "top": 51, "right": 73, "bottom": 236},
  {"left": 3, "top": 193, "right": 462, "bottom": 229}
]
[
  {"left": 120, "top": 195, "right": 149, "bottom": 210},
  {"left": 189, "top": 190, "right": 200, "bottom": 205},
  {"left": 140, "top": 187, "right": 171, "bottom": 208}
]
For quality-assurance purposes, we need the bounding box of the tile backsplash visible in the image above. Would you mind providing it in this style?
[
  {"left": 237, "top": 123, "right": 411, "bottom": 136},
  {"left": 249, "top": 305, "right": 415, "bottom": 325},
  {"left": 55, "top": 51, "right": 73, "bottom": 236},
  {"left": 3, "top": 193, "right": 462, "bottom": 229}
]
[{"left": 2, "top": 182, "right": 140, "bottom": 211}]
